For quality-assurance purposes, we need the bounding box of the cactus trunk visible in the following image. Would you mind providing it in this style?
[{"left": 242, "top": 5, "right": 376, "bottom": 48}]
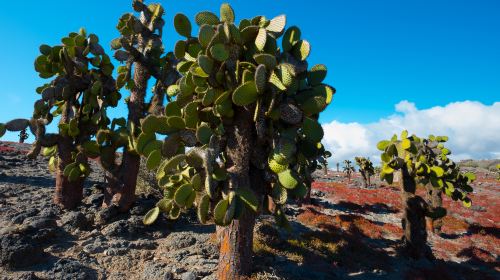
[
  {"left": 399, "top": 169, "right": 433, "bottom": 259},
  {"left": 54, "top": 103, "right": 84, "bottom": 209},
  {"left": 360, "top": 171, "right": 368, "bottom": 187},
  {"left": 425, "top": 184, "right": 443, "bottom": 234},
  {"left": 217, "top": 107, "right": 257, "bottom": 279},
  {"left": 216, "top": 210, "right": 256, "bottom": 279},
  {"left": 103, "top": 61, "right": 149, "bottom": 211}
]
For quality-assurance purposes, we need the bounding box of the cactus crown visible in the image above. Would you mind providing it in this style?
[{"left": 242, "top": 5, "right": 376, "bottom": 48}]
[
  {"left": 377, "top": 131, "right": 475, "bottom": 208},
  {"left": 139, "top": 3, "right": 335, "bottom": 227}
]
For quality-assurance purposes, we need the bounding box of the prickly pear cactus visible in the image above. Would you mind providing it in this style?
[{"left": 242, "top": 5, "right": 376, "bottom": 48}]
[
  {"left": 355, "top": 156, "right": 374, "bottom": 186},
  {"left": 343, "top": 159, "right": 355, "bottom": 180},
  {"left": 377, "top": 131, "right": 475, "bottom": 211},
  {"left": 139, "top": 3, "right": 335, "bottom": 227},
  {"left": 2, "top": 28, "right": 122, "bottom": 183}
]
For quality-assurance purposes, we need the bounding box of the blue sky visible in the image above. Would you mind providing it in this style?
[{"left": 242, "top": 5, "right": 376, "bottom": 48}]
[{"left": 1, "top": 0, "right": 499, "bottom": 160}]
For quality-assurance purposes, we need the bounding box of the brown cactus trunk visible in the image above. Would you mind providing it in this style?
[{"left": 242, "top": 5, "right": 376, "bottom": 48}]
[
  {"left": 103, "top": 61, "right": 149, "bottom": 212},
  {"left": 360, "top": 171, "right": 368, "bottom": 187},
  {"left": 425, "top": 184, "right": 443, "bottom": 234},
  {"left": 217, "top": 107, "right": 258, "bottom": 279},
  {"left": 399, "top": 169, "right": 433, "bottom": 259},
  {"left": 53, "top": 104, "right": 84, "bottom": 209}
]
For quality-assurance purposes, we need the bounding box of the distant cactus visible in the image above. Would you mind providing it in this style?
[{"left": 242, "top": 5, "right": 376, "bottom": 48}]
[
  {"left": 355, "top": 157, "right": 374, "bottom": 187},
  {"left": 343, "top": 160, "right": 355, "bottom": 182},
  {"left": 318, "top": 151, "right": 332, "bottom": 176},
  {"left": 496, "top": 164, "right": 500, "bottom": 181},
  {"left": 377, "top": 131, "right": 475, "bottom": 259},
  {"left": 0, "top": 0, "right": 178, "bottom": 211},
  {"left": 0, "top": 28, "right": 120, "bottom": 209},
  {"left": 18, "top": 129, "right": 28, "bottom": 143},
  {"left": 137, "top": 3, "right": 335, "bottom": 278},
  {"left": 336, "top": 162, "right": 340, "bottom": 172}
]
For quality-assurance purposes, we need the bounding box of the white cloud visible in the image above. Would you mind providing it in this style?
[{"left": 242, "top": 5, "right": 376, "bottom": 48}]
[{"left": 322, "top": 100, "right": 500, "bottom": 166}]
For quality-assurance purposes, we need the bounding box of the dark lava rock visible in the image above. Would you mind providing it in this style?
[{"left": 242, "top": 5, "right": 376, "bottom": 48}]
[
  {"left": 50, "top": 259, "right": 97, "bottom": 280},
  {"left": 0, "top": 234, "right": 44, "bottom": 269},
  {"left": 94, "top": 205, "right": 119, "bottom": 225},
  {"left": 84, "top": 193, "right": 104, "bottom": 207},
  {"left": 10, "top": 208, "right": 39, "bottom": 224},
  {"left": 141, "top": 263, "right": 173, "bottom": 280},
  {"left": 61, "top": 211, "right": 90, "bottom": 231}
]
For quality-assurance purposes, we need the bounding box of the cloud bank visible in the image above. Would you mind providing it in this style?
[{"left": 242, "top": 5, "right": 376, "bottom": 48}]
[{"left": 322, "top": 100, "right": 500, "bottom": 166}]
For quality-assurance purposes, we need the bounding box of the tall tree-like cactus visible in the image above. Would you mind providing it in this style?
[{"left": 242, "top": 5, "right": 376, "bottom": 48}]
[
  {"left": 343, "top": 159, "right": 355, "bottom": 182},
  {"left": 0, "top": 29, "right": 120, "bottom": 209},
  {"left": 319, "top": 150, "right": 332, "bottom": 176},
  {"left": 377, "top": 131, "right": 475, "bottom": 259},
  {"left": 139, "top": 3, "right": 335, "bottom": 278},
  {"left": 355, "top": 156, "right": 374, "bottom": 187},
  {"left": 99, "top": 0, "right": 178, "bottom": 211}
]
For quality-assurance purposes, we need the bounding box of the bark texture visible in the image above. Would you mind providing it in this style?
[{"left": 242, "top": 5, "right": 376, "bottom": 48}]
[
  {"left": 425, "top": 184, "right": 443, "bottom": 234},
  {"left": 103, "top": 61, "right": 149, "bottom": 212},
  {"left": 399, "top": 169, "right": 433, "bottom": 259},
  {"left": 53, "top": 103, "right": 84, "bottom": 209},
  {"left": 217, "top": 107, "right": 256, "bottom": 279}
]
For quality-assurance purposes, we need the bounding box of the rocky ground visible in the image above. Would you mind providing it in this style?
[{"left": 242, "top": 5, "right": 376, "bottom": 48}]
[{"left": 0, "top": 141, "right": 498, "bottom": 280}]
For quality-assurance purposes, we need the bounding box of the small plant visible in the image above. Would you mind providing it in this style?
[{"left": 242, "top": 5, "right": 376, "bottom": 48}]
[
  {"left": 343, "top": 160, "right": 355, "bottom": 182},
  {"left": 355, "top": 157, "right": 374, "bottom": 187},
  {"left": 377, "top": 131, "right": 475, "bottom": 259}
]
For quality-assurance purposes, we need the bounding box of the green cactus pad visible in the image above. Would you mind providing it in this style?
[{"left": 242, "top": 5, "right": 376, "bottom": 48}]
[
  {"left": 146, "top": 150, "right": 162, "bottom": 170},
  {"left": 174, "top": 40, "right": 187, "bottom": 60},
  {"left": 266, "top": 15, "right": 286, "bottom": 34},
  {"left": 141, "top": 115, "right": 160, "bottom": 134},
  {"left": 282, "top": 26, "right": 301, "bottom": 52},
  {"left": 272, "top": 184, "right": 287, "bottom": 204},
  {"left": 268, "top": 158, "right": 288, "bottom": 174},
  {"left": 210, "top": 43, "right": 229, "bottom": 62},
  {"left": 293, "top": 40, "right": 311, "bottom": 61},
  {"left": 165, "top": 101, "right": 182, "bottom": 117},
  {"left": 255, "top": 64, "right": 267, "bottom": 94},
  {"left": 198, "top": 24, "right": 216, "bottom": 48},
  {"left": 301, "top": 96, "right": 327, "bottom": 116},
  {"left": 167, "top": 116, "right": 186, "bottom": 130},
  {"left": 291, "top": 181, "right": 308, "bottom": 198},
  {"left": 232, "top": 81, "right": 258, "bottom": 106},
  {"left": 157, "top": 199, "right": 173, "bottom": 213},
  {"left": 174, "top": 13, "right": 192, "bottom": 37},
  {"left": 302, "top": 117, "right": 324, "bottom": 143},
  {"left": 191, "top": 173, "right": 203, "bottom": 191},
  {"left": 308, "top": 64, "right": 327, "bottom": 86},
  {"left": 163, "top": 154, "right": 186, "bottom": 173},
  {"left": 214, "top": 199, "right": 229, "bottom": 225},
  {"left": 220, "top": 3, "right": 235, "bottom": 23},
  {"left": 143, "top": 207, "right": 160, "bottom": 225},
  {"left": 197, "top": 194, "right": 210, "bottom": 224},
  {"left": 255, "top": 28, "right": 267, "bottom": 51},
  {"left": 0, "top": 124, "right": 6, "bottom": 138},
  {"left": 278, "top": 169, "right": 299, "bottom": 189},
  {"left": 195, "top": 11, "right": 220, "bottom": 26},
  {"left": 197, "top": 55, "right": 214, "bottom": 75},
  {"left": 254, "top": 53, "right": 277, "bottom": 70},
  {"left": 5, "top": 119, "right": 30, "bottom": 132},
  {"left": 174, "top": 183, "right": 194, "bottom": 207},
  {"left": 196, "top": 123, "right": 213, "bottom": 144},
  {"left": 68, "top": 167, "right": 81, "bottom": 182},
  {"left": 202, "top": 88, "right": 216, "bottom": 106},
  {"left": 235, "top": 187, "right": 259, "bottom": 212},
  {"left": 313, "top": 84, "right": 335, "bottom": 105}
]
